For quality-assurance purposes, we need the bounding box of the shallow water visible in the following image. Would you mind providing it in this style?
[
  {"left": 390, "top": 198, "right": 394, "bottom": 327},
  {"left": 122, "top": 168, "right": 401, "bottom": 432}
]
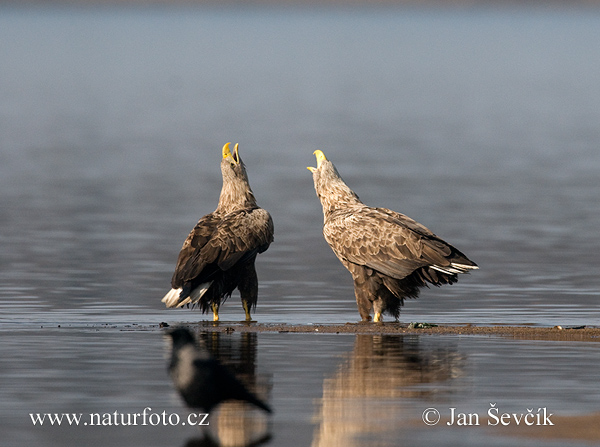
[
  {"left": 1, "top": 5, "right": 600, "bottom": 326},
  {"left": 2, "top": 327, "right": 600, "bottom": 447},
  {"left": 1, "top": 4, "right": 600, "bottom": 446}
]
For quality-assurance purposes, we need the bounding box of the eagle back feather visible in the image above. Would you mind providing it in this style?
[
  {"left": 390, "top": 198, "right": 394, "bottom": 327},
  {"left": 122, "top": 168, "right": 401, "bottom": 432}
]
[
  {"left": 314, "top": 158, "right": 476, "bottom": 281},
  {"left": 170, "top": 150, "right": 274, "bottom": 290},
  {"left": 172, "top": 207, "right": 273, "bottom": 288}
]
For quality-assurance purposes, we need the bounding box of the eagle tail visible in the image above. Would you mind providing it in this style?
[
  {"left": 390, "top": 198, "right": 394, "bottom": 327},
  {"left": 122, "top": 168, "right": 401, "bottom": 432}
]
[
  {"left": 161, "top": 282, "right": 213, "bottom": 308},
  {"left": 430, "top": 263, "right": 479, "bottom": 275},
  {"left": 161, "top": 288, "right": 182, "bottom": 308},
  {"left": 451, "top": 262, "right": 479, "bottom": 272}
]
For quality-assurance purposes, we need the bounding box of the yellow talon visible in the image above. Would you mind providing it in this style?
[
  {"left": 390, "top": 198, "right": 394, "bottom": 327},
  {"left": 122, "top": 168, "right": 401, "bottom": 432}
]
[
  {"left": 374, "top": 312, "right": 382, "bottom": 323},
  {"left": 243, "top": 301, "right": 252, "bottom": 322},
  {"left": 212, "top": 303, "right": 220, "bottom": 322}
]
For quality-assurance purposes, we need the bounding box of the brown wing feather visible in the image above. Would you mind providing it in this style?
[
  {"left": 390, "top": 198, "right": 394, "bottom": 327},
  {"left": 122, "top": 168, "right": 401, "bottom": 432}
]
[
  {"left": 203, "top": 207, "right": 273, "bottom": 271},
  {"left": 172, "top": 207, "right": 273, "bottom": 288},
  {"left": 172, "top": 213, "right": 221, "bottom": 287},
  {"left": 323, "top": 205, "right": 464, "bottom": 280}
]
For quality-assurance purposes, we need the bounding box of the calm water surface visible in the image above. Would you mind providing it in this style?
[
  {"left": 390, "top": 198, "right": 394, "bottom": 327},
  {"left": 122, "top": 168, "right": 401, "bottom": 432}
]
[
  {"left": 1, "top": 5, "right": 600, "bottom": 446},
  {"left": 2, "top": 328, "right": 600, "bottom": 447}
]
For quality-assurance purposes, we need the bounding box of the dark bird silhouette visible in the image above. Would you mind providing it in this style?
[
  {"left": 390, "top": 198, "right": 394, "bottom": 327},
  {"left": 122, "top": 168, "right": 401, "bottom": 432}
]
[
  {"left": 308, "top": 150, "right": 478, "bottom": 322},
  {"left": 162, "top": 142, "right": 274, "bottom": 321},
  {"left": 167, "top": 327, "right": 272, "bottom": 414}
]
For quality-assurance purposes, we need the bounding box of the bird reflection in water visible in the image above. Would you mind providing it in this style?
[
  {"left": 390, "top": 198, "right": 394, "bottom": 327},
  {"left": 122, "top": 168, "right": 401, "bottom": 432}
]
[
  {"left": 166, "top": 329, "right": 272, "bottom": 447},
  {"left": 199, "top": 332, "right": 272, "bottom": 447},
  {"left": 312, "top": 335, "right": 465, "bottom": 447}
]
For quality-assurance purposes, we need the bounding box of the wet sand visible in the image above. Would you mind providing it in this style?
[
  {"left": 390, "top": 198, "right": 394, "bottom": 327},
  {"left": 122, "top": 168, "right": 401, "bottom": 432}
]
[{"left": 161, "top": 321, "right": 600, "bottom": 342}]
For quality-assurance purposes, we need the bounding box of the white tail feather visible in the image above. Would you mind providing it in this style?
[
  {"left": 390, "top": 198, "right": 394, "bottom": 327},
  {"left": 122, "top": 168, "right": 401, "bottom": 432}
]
[
  {"left": 430, "top": 265, "right": 459, "bottom": 275},
  {"left": 175, "top": 282, "right": 212, "bottom": 308},
  {"left": 161, "top": 283, "right": 212, "bottom": 308},
  {"left": 451, "top": 263, "right": 479, "bottom": 271},
  {"left": 431, "top": 263, "right": 479, "bottom": 275},
  {"left": 162, "top": 288, "right": 183, "bottom": 308}
]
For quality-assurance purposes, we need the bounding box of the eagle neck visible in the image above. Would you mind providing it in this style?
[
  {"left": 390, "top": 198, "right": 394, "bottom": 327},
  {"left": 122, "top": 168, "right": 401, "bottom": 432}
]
[
  {"left": 320, "top": 182, "right": 362, "bottom": 220},
  {"left": 217, "top": 177, "right": 258, "bottom": 214}
]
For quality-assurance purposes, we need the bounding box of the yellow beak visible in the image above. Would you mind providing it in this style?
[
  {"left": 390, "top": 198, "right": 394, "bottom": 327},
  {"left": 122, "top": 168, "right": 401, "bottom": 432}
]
[
  {"left": 222, "top": 142, "right": 240, "bottom": 164},
  {"left": 307, "top": 149, "right": 327, "bottom": 172}
]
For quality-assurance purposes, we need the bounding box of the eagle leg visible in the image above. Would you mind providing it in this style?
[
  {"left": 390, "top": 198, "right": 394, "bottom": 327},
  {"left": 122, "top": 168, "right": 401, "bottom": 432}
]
[
  {"left": 238, "top": 261, "right": 258, "bottom": 322},
  {"left": 373, "top": 298, "right": 385, "bottom": 323},
  {"left": 242, "top": 301, "right": 252, "bottom": 322},
  {"left": 212, "top": 303, "right": 220, "bottom": 322},
  {"left": 352, "top": 281, "right": 373, "bottom": 322}
]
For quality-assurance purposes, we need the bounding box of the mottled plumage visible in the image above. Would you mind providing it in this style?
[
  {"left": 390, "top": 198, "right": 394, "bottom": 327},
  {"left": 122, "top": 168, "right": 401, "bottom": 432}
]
[
  {"left": 167, "top": 328, "right": 271, "bottom": 413},
  {"left": 162, "top": 143, "right": 274, "bottom": 321},
  {"left": 308, "top": 150, "right": 478, "bottom": 322}
]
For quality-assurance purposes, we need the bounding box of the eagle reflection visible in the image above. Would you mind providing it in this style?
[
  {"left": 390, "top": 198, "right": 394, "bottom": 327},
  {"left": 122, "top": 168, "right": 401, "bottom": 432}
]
[
  {"left": 180, "top": 331, "right": 272, "bottom": 447},
  {"left": 312, "top": 335, "right": 464, "bottom": 447}
]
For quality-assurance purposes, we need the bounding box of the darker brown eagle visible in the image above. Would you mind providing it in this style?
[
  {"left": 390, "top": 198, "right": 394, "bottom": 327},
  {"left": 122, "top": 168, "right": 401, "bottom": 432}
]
[
  {"left": 162, "top": 143, "right": 274, "bottom": 321},
  {"left": 308, "top": 150, "right": 477, "bottom": 322}
]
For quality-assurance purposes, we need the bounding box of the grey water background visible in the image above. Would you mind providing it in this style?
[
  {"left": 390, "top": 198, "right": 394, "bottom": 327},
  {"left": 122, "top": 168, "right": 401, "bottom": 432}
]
[{"left": 1, "top": 4, "right": 600, "bottom": 446}]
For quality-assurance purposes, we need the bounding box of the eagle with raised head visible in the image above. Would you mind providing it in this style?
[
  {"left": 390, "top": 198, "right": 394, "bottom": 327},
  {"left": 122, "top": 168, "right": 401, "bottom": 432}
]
[
  {"left": 308, "top": 150, "right": 477, "bottom": 323},
  {"left": 162, "top": 143, "right": 274, "bottom": 321}
]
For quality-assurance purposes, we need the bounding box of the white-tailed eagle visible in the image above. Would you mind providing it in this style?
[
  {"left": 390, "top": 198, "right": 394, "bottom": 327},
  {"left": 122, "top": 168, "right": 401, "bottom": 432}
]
[
  {"left": 308, "top": 150, "right": 477, "bottom": 322},
  {"left": 162, "top": 143, "right": 274, "bottom": 321}
]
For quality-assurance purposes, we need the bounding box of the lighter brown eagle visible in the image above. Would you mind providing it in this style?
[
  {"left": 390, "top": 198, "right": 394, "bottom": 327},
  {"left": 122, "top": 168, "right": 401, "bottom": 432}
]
[{"left": 308, "top": 150, "right": 477, "bottom": 322}]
